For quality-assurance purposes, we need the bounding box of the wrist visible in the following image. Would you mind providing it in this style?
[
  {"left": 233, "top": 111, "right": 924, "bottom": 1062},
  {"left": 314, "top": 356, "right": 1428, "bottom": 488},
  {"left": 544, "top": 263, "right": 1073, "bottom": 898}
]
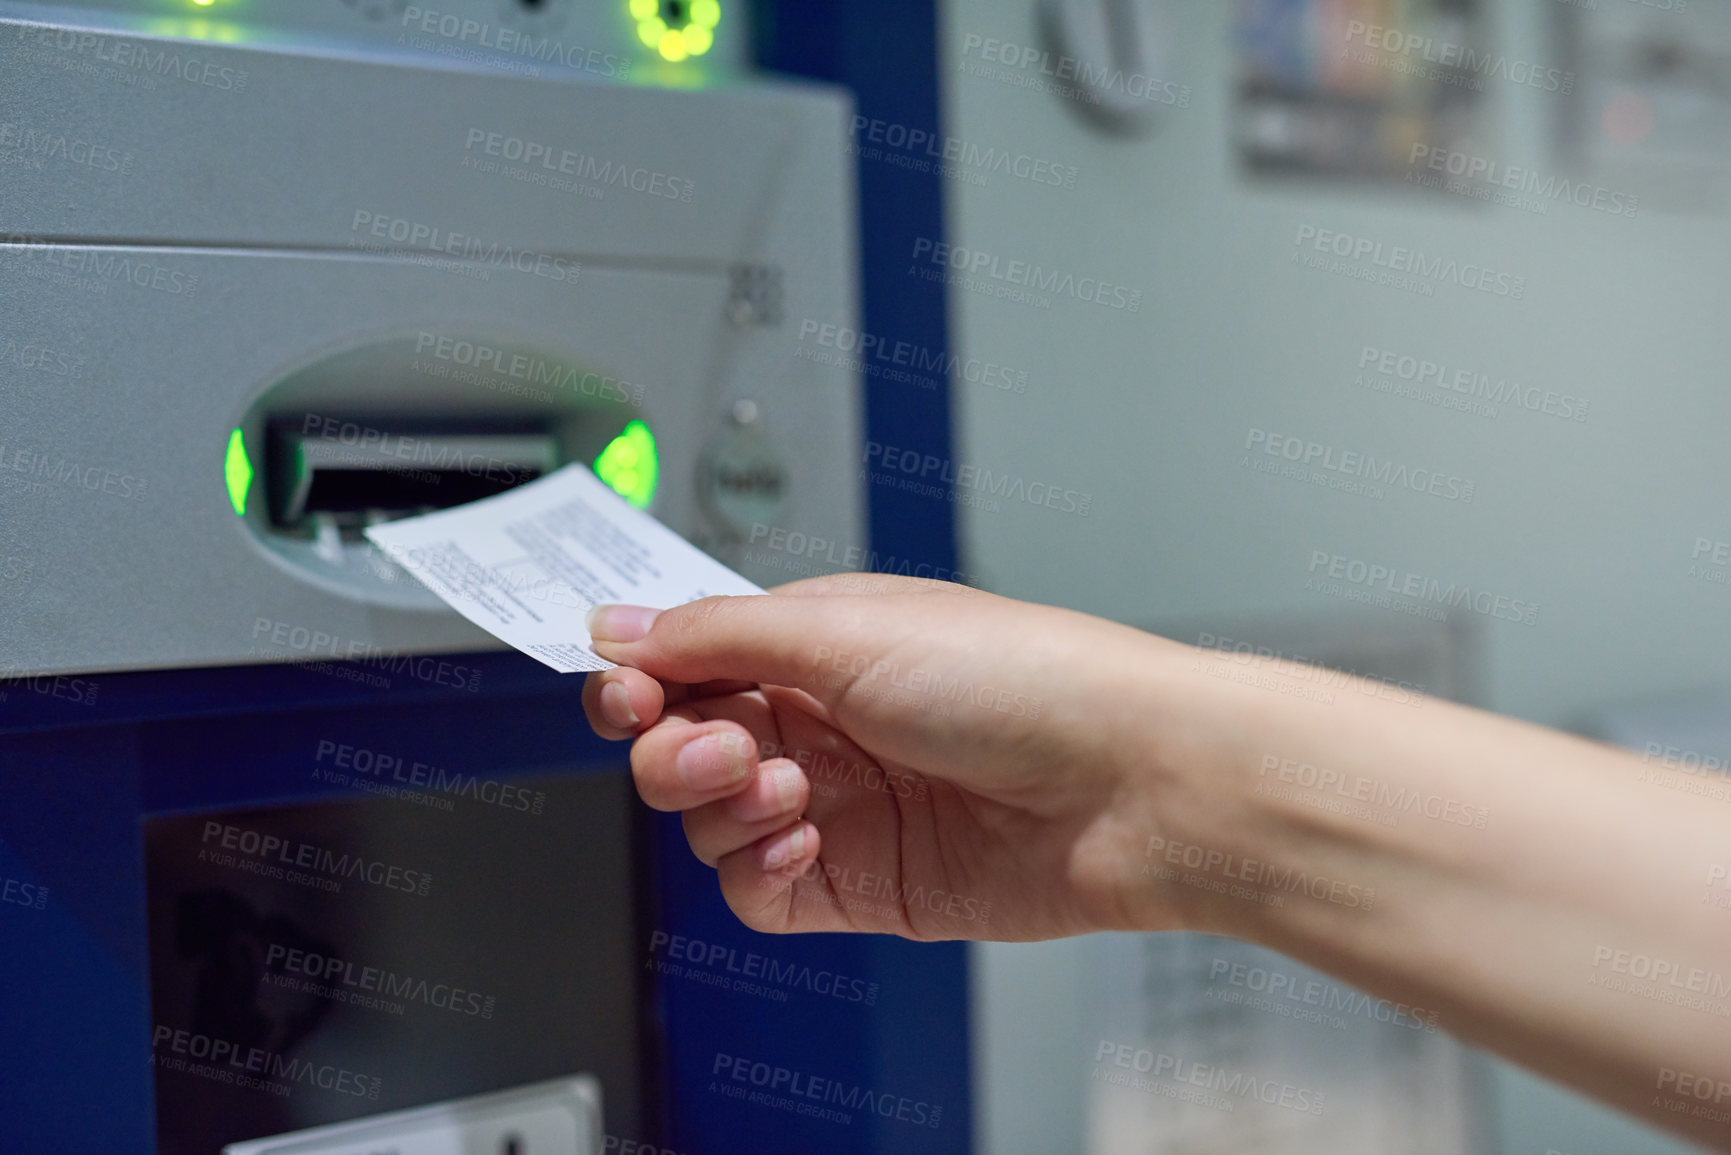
[
  {"left": 1119, "top": 636, "right": 1418, "bottom": 953},
  {"left": 1103, "top": 631, "right": 1289, "bottom": 940}
]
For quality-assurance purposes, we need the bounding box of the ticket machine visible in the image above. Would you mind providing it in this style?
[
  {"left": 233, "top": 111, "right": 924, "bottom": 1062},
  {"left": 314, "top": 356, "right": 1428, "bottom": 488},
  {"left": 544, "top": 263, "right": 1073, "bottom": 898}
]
[{"left": 0, "top": 2, "right": 968, "bottom": 1151}]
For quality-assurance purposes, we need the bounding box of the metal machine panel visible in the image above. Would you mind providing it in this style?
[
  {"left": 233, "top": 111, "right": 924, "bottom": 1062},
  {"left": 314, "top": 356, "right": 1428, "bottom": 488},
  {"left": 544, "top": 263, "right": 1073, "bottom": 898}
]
[
  {"left": 0, "top": 10, "right": 801, "bottom": 259},
  {"left": 0, "top": 5, "right": 863, "bottom": 677}
]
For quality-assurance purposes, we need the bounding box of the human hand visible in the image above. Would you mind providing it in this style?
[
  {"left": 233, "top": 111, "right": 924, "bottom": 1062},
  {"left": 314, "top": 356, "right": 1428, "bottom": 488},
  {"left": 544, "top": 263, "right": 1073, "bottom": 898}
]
[
  {"left": 594, "top": 575, "right": 1731, "bottom": 1151},
  {"left": 581, "top": 574, "right": 1188, "bottom": 942}
]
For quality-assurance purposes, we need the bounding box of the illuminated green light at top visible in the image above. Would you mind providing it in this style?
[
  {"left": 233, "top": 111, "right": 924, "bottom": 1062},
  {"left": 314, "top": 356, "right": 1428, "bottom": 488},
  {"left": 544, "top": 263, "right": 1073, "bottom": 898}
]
[
  {"left": 225, "top": 428, "right": 252, "bottom": 516},
  {"left": 593, "top": 420, "right": 658, "bottom": 509},
  {"left": 142, "top": 14, "right": 251, "bottom": 43},
  {"left": 630, "top": 0, "right": 719, "bottom": 61}
]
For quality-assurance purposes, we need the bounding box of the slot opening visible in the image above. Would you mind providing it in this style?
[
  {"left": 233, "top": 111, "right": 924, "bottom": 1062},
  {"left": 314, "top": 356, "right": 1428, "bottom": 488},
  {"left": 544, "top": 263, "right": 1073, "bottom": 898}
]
[{"left": 266, "top": 416, "right": 561, "bottom": 540}]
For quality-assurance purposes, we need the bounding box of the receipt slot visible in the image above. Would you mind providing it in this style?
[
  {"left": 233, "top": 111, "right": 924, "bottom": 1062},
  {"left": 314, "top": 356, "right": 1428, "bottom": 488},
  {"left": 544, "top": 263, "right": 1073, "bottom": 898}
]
[
  {"left": 220, "top": 1077, "right": 604, "bottom": 1155},
  {"left": 238, "top": 332, "right": 652, "bottom": 609}
]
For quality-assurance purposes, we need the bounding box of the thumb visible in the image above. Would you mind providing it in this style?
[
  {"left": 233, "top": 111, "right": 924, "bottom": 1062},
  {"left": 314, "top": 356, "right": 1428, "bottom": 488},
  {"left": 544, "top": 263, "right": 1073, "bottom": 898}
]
[{"left": 587, "top": 595, "right": 862, "bottom": 689}]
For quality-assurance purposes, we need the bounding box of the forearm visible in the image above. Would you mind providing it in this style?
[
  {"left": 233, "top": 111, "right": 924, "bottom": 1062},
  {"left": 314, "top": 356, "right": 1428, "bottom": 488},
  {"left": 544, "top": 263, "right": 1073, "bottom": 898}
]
[{"left": 1121, "top": 635, "right": 1731, "bottom": 1147}]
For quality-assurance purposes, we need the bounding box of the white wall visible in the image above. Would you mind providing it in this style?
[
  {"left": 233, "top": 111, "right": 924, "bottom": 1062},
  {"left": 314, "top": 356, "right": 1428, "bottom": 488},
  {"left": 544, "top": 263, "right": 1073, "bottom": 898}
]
[
  {"left": 938, "top": 1, "right": 1727, "bottom": 1152},
  {"left": 939, "top": 0, "right": 1731, "bottom": 728}
]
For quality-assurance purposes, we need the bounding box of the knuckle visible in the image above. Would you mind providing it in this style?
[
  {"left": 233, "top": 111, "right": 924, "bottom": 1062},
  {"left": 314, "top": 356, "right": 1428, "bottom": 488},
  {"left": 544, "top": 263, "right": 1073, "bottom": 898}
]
[
  {"left": 628, "top": 745, "right": 674, "bottom": 808},
  {"left": 682, "top": 811, "right": 719, "bottom": 867},
  {"left": 662, "top": 595, "right": 730, "bottom": 650},
  {"left": 725, "top": 887, "right": 781, "bottom": 935}
]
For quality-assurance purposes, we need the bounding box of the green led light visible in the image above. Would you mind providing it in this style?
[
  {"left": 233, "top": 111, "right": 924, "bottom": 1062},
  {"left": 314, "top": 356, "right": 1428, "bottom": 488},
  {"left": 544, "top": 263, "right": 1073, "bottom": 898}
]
[
  {"left": 593, "top": 420, "right": 658, "bottom": 509},
  {"left": 224, "top": 428, "right": 252, "bottom": 516},
  {"left": 631, "top": 0, "right": 718, "bottom": 61},
  {"left": 142, "top": 14, "right": 252, "bottom": 43}
]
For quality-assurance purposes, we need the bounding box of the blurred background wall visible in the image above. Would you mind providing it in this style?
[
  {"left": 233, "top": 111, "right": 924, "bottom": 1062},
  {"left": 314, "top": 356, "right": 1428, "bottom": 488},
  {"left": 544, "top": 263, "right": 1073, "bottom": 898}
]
[{"left": 936, "top": 1, "right": 1731, "bottom": 1152}]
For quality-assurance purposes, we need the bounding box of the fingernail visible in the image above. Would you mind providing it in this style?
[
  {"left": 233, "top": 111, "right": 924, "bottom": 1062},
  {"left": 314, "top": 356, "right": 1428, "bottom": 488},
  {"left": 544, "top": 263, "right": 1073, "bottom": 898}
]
[
  {"left": 600, "top": 681, "right": 640, "bottom": 729},
  {"left": 586, "top": 604, "right": 659, "bottom": 644},
  {"left": 761, "top": 823, "right": 808, "bottom": 871},
  {"left": 676, "top": 732, "right": 754, "bottom": 793},
  {"left": 772, "top": 765, "right": 803, "bottom": 814},
  {"left": 729, "top": 764, "right": 804, "bottom": 823}
]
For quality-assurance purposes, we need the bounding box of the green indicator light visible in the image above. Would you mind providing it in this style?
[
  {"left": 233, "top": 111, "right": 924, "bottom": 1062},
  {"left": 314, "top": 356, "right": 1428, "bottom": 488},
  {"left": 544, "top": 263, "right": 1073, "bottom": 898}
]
[
  {"left": 593, "top": 420, "right": 658, "bottom": 509},
  {"left": 631, "top": 0, "right": 719, "bottom": 61},
  {"left": 225, "top": 428, "right": 252, "bottom": 516},
  {"left": 142, "top": 11, "right": 253, "bottom": 44}
]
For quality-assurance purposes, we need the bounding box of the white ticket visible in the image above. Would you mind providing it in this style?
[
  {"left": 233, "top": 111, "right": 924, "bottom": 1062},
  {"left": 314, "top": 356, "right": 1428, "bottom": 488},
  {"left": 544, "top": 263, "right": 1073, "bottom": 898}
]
[{"left": 363, "top": 464, "right": 764, "bottom": 673}]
